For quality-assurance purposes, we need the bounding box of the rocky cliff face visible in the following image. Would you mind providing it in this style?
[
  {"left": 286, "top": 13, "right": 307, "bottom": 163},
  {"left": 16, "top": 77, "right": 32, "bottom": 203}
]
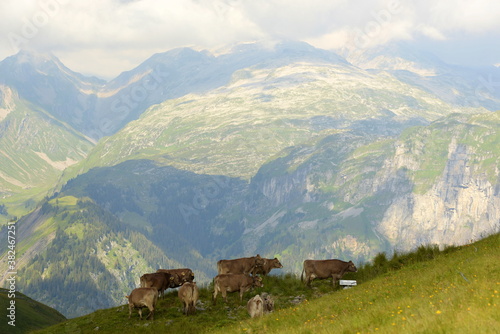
[
  {"left": 0, "top": 85, "right": 15, "bottom": 122},
  {"left": 378, "top": 138, "right": 500, "bottom": 251}
]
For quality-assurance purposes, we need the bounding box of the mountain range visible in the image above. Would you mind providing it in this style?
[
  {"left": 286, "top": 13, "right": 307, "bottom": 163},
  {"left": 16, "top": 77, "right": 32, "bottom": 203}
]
[{"left": 0, "top": 40, "right": 499, "bottom": 318}]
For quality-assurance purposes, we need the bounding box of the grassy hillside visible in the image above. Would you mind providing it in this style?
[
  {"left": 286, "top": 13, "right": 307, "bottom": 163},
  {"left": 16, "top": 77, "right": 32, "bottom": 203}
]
[
  {"left": 0, "top": 288, "right": 66, "bottom": 334},
  {"left": 33, "top": 232, "right": 499, "bottom": 334}
]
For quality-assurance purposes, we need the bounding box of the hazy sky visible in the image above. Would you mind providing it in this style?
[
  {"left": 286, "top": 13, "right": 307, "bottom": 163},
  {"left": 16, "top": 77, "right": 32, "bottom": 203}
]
[{"left": 1, "top": 0, "right": 499, "bottom": 79}]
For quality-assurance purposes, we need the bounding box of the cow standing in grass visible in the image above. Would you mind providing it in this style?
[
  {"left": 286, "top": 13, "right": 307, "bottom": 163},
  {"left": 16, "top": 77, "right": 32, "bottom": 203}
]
[
  {"left": 126, "top": 287, "right": 158, "bottom": 320},
  {"left": 157, "top": 268, "right": 195, "bottom": 288},
  {"left": 217, "top": 255, "right": 265, "bottom": 276},
  {"left": 213, "top": 274, "right": 263, "bottom": 304},
  {"left": 178, "top": 282, "right": 199, "bottom": 315},
  {"left": 301, "top": 259, "right": 357, "bottom": 287},
  {"left": 140, "top": 272, "right": 173, "bottom": 298}
]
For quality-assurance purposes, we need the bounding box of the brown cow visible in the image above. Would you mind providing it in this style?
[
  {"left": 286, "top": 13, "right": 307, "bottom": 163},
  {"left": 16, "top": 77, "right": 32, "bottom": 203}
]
[
  {"left": 178, "top": 282, "right": 199, "bottom": 315},
  {"left": 140, "top": 272, "right": 173, "bottom": 298},
  {"left": 247, "top": 295, "right": 264, "bottom": 318},
  {"left": 261, "top": 292, "right": 274, "bottom": 313},
  {"left": 157, "top": 268, "right": 195, "bottom": 288},
  {"left": 301, "top": 259, "right": 357, "bottom": 287},
  {"left": 126, "top": 287, "right": 158, "bottom": 320},
  {"left": 213, "top": 274, "right": 263, "bottom": 304},
  {"left": 253, "top": 257, "right": 283, "bottom": 276},
  {"left": 217, "top": 255, "right": 265, "bottom": 276}
]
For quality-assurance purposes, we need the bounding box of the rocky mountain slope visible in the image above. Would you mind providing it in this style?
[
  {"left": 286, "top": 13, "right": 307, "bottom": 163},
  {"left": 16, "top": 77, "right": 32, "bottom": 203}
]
[
  {"left": 64, "top": 47, "right": 488, "bottom": 181},
  {"left": 0, "top": 85, "right": 93, "bottom": 216},
  {"left": 341, "top": 42, "right": 500, "bottom": 111}
]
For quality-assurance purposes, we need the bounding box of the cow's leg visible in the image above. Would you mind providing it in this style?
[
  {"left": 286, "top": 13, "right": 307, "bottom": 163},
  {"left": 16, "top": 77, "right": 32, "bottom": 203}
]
[
  {"left": 212, "top": 288, "right": 218, "bottom": 305},
  {"left": 222, "top": 290, "right": 228, "bottom": 303},
  {"left": 146, "top": 306, "right": 154, "bottom": 320},
  {"left": 128, "top": 304, "right": 132, "bottom": 319},
  {"left": 331, "top": 274, "right": 339, "bottom": 288},
  {"left": 138, "top": 308, "right": 143, "bottom": 320}
]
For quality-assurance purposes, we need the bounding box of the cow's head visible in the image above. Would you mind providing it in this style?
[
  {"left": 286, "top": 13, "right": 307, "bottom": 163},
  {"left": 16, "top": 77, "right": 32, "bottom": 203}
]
[
  {"left": 347, "top": 261, "right": 358, "bottom": 273},
  {"left": 272, "top": 258, "right": 283, "bottom": 269},
  {"left": 254, "top": 254, "right": 265, "bottom": 267},
  {"left": 253, "top": 276, "right": 264, "bottom": 288},
  {"left": 168, "top": 275, "right": 176, "bottom": 288}
]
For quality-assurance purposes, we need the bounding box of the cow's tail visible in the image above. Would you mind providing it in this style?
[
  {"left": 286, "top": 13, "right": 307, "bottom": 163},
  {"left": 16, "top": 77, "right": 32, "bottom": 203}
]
[{"left": 301, "top": 266, "right": 305, "bottom": 283}]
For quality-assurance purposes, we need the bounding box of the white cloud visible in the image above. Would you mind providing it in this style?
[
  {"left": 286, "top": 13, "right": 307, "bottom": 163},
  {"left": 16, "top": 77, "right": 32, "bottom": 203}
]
[
  {"left": 0, "top": 0, "right": 498, "bottom": 78},
  {"left": 415, "top": 25, "right": 446, "bottom": 41},
  {"left": 427, "top": 0, "right": 500, "bottom": 33}
]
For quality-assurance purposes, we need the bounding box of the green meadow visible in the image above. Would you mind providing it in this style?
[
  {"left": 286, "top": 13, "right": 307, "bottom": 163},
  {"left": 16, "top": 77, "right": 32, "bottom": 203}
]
[{"left": 33, "top": 233, "right": 499, "bottom": 334}]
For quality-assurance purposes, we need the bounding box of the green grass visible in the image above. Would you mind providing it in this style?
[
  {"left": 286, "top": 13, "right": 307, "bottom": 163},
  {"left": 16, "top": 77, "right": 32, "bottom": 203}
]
[
  {"left": 32, "top": 233, "right": 499, "bottom": 333},
  {"left": 0, "top": 288, "right": 66, "bottom": 334}
]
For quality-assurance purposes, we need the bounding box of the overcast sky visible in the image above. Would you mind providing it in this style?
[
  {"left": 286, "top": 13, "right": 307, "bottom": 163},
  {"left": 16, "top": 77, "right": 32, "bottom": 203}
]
[{"left": 1, "top": 0, "right": 499, "bottom": 79}]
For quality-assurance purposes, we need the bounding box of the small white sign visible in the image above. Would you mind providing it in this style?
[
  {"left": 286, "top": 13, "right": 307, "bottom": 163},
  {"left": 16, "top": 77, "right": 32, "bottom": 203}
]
[{"left": 339, "top": 280, "right": 357, "bottom": 286}]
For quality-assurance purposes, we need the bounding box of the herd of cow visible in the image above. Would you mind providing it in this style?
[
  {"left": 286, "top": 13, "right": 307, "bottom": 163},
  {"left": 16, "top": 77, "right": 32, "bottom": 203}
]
[{"left": 126, "top": 255, "right": 358, "bottom": 321}]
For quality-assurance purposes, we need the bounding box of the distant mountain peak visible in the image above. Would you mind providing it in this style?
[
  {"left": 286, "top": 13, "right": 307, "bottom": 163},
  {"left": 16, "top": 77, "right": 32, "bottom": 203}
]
[
  {"left": 9, "top": 49, "right": 67, "bottom": 73},
  {"left": 208, "top": 39, "right": 348, "bottom": 64},
  {"left": 14, "top": 49, "right": 57, "bottom": 63},
  {"left": 147, "top": 46, "right": 213, "bottom": 64},
  {"left": 210, "top": 40, "right": 276, "bottom": 56},
  {"left": 338, "top": 41, "right": 447, "bottom": 75},
  {"left": 0, "top": 49, "right": 106, "bottom": 87}
]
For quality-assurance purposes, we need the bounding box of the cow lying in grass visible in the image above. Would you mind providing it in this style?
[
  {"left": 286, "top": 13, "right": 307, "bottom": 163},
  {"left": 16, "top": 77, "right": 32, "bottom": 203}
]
[{"left": 247, "top": 295, "right": 264, "bottom": 318}]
